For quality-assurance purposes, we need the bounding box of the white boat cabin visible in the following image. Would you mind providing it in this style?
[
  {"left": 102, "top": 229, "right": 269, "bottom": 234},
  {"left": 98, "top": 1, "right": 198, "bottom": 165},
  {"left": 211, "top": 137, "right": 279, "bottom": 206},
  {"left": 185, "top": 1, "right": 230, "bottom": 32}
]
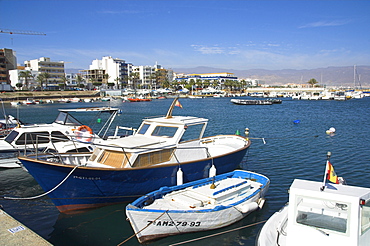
[
  {"left": 287, "top": 179, "right": 370, "bottom": 246},
  {"left": 0, "top": 107, "right": 119, "bottom": 152},
  {"left": 86, "top": 115, "right": 211, "bottom": 168}
]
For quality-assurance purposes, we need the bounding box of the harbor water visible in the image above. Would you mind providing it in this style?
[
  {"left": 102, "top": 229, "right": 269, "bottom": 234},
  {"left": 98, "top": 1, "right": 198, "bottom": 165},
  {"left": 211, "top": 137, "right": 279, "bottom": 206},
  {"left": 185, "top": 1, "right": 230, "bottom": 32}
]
[{"left": 1, "top": 97, "right": 369, "bottom": 245}]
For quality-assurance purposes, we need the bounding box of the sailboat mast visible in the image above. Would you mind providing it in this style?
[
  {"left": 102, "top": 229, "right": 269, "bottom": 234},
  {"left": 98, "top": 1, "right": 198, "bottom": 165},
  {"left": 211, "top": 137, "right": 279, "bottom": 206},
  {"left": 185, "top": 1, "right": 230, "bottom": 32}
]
[{"left": 354, "top": 65, "right": 356, "bottom": 89}]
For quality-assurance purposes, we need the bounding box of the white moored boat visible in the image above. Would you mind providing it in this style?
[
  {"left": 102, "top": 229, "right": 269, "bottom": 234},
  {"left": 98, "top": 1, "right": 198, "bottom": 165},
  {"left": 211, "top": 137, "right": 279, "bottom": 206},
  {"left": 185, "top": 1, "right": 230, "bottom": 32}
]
[
  {"left": 0, "top": 107, "right": 122, "bottom": 168},
  {"left": 126, "top": 170, "right": 269, "bottom": 243},
  {"left": 257, "top": 152, "right": 370, "bottom": 246}
]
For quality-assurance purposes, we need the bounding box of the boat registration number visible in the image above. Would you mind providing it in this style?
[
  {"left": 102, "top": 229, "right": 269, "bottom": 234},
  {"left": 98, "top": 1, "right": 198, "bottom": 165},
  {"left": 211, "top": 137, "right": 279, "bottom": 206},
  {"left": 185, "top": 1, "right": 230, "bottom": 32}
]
[{"left": 147, "top": 220, "right": 201, "bottom": 227}]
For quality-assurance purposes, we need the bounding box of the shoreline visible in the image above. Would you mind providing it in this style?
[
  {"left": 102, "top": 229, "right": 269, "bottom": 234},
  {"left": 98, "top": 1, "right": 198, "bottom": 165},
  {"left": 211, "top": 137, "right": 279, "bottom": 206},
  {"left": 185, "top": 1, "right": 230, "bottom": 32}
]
[{"left": 0, "top": 91, "right": 101, "bottom": 103}]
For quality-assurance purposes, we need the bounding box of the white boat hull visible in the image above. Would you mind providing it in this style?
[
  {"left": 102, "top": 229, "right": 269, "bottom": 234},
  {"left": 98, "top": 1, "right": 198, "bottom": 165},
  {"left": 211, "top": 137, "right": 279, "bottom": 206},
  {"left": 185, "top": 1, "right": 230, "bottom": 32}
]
[
  {"left": 256, "top": 205, "right": 288, "bottom": 246},
  {"left": 127, "top": 204, "right": 248, "bottom": 242},
  {"left": 126, "top": 170, "right": 269, "bottom": 243},
  {"left": 0, "top": 157, "right": 21, "bottom": 168}
]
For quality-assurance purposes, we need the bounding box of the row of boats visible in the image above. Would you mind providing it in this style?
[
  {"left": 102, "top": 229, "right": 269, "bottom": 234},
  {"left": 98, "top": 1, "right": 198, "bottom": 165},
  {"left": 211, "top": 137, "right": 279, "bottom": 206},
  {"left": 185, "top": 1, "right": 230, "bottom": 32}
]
[
  {"left": 1, "top": 98, "right": 369, "bottom": 245},
  {"left": 9, "top": 96, "right": 155, "bottom": 106}
]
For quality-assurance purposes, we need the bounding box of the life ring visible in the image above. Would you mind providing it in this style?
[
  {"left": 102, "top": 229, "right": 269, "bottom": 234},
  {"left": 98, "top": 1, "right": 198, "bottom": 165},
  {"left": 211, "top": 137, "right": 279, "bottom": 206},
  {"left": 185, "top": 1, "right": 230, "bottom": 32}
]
[{"left": 75, "top": 125, "right": 93, "bottom": 142}]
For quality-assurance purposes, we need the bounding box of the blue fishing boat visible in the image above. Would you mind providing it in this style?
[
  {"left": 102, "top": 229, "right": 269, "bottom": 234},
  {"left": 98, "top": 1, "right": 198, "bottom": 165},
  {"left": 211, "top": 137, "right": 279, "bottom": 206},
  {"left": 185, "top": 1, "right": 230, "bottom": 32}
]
[
  {"left": 126, "top": 170, "right": 269, "bottom": 243},
  {"left": 18, "top": 98, "right": 251, "bottom": 213}
]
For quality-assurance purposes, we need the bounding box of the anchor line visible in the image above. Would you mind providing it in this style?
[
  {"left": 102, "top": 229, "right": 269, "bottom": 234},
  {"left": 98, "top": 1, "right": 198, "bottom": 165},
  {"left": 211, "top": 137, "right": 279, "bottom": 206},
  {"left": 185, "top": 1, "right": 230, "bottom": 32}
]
[
  {"left": 169, "top": 220, "right": 267, "bottom": 246},
  {"left": 249, "top": 135, "right": 319, "bottom": 144},
  {"left": 3, "top": 166, "right": 78, "bottom": 200},
  {"left": 118, "top": 210, "right": 169, "bottom": 245}
]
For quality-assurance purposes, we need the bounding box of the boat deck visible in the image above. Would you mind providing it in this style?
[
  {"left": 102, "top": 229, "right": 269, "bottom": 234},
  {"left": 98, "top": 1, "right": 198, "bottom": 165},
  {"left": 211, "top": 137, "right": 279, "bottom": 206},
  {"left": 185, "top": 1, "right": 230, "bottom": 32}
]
[{"left": 144, "top": 177, "right": 262, "bottom": 210}]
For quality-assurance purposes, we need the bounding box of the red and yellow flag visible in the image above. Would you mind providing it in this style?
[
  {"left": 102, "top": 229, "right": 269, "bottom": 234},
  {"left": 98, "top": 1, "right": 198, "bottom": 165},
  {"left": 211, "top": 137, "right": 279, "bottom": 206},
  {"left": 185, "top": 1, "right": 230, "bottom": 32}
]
[
  {"left": 175, "top": 100, "right": 183, "bottom": 108},
  {"left": 327, "top": 161, "right": 339, "bottom": 184}
]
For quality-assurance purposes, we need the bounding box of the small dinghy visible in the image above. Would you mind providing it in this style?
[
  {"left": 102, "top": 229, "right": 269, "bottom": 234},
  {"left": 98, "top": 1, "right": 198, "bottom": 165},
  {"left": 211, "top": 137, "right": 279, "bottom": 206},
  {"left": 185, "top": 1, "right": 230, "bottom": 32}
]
[{"left": 126, "top": 169, "right": 270, "bottom": 243}]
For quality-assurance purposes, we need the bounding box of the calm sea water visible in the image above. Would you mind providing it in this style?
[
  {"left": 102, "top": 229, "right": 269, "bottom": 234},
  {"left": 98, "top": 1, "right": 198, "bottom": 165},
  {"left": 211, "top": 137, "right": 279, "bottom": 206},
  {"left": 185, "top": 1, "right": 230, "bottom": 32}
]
[{"left": 1, "top": 97, "right": 370, "bottom": 246}]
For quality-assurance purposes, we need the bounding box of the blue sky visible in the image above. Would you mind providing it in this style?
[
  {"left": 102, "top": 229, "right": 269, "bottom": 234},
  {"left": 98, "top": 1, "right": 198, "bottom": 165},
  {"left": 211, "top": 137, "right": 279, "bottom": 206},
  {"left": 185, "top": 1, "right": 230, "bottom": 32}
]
[{"left": 1, "top": 0, "right": 370, "bottom": 71}]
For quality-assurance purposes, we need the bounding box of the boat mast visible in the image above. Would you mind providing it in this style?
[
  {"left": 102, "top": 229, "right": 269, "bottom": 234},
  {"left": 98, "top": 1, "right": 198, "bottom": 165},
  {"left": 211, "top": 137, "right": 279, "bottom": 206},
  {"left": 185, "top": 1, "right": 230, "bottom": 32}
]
[
  {"left": 354, "top": 65, "right": 356, "bottom": 89},
  {"left": 165, "top": 97, "right": 179, "bottom": 119}
]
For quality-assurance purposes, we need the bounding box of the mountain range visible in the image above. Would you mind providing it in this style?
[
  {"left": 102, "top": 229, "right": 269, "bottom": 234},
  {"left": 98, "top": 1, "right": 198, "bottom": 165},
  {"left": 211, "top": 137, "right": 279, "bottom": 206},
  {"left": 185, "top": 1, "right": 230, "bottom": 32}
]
[
  {"left": 66, "top": 65, "right": 370, "bottom": 88},
  {"left": 174, "top": 66, "right": 370, "bottom": 87}
]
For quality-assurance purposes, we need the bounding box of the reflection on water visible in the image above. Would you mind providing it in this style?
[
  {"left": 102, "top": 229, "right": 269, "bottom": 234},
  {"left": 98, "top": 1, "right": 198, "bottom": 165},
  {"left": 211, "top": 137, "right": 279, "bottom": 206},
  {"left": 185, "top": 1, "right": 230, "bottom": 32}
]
[{"left": 1, "top": 97, "right": 370, "bottom": 245}]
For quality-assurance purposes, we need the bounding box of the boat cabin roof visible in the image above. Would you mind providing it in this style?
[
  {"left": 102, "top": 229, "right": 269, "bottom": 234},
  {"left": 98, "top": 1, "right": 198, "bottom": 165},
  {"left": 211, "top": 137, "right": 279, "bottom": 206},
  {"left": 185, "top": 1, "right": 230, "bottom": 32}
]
[
  {"left": 142, "top": 115, "right": 208, "bottom": 126},
  {"left": 89, "top": 115, "right": 208, "bottom": 152},
  {"left": 290, "top": 179, "right": 370, "bottom": 201}
]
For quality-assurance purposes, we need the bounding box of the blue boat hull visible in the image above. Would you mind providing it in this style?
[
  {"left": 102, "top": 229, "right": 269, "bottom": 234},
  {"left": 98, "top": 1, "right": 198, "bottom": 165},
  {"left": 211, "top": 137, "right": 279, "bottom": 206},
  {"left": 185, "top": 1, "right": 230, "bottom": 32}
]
[{"left": 19, "top": 147, "right": 249, "bottom": 213}]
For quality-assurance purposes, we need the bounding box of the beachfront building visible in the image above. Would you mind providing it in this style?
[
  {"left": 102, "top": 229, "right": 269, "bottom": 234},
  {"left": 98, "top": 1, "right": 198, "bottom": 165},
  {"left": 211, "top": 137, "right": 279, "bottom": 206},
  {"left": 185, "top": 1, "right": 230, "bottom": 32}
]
[
  {"left": 130, "top": 64, "right": 160, "bottom": 89},
  {"left": 80, "top": 69, "right": 105, "bottom": 90},
  {"left": 129, "top": 63, "right": 173, "bottom": 90},
  {"left": 0, "top": 48, "right": 17, "bottom": 91},
  {"left": 85, "top": 56, "right": 131, "bottom": 89},
  {"left": 9, "top": 68, "right": 38, "bottom": 90},
  {"left": 24, "top": 57, "right": 65, "bottom": 89}
]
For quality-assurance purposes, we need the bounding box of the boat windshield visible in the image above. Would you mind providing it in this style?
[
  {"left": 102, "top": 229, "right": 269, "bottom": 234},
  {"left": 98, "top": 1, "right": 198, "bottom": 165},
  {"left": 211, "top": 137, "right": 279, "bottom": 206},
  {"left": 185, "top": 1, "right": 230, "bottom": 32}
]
[
  {"left": 54, "top": 112, "right": 82, "bottom": 125},
  {"left": 151, "top": 126, "right": 178, "bottom": 138},
  {"left": 137, "top": 123, "right": 150, "bottom": 135},
  {"left": 295, "top": 196, "right": 349, "bottom": 234},
  {"left": 5, "top": 130, "right": 19, "bottom": 143},
  {"left": 180, "top": 123, "right": 205, "bottom": 142}
]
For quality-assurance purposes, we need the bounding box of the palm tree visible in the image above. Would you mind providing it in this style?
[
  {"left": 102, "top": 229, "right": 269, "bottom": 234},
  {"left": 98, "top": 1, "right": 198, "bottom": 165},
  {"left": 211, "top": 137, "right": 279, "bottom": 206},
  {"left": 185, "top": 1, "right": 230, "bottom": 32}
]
[
  {"left": 212, "top": 79, "right": 219, "bottom": 89},
  {"left": 19, "top": 70, "right": 33, "bottom": 90},
  {"left": 60, "top": 76, "right": 68, "bottom": 90},
  {"left": 307, "top": 78, "right": 318, "bottom": 87},
  {"left": 148, "top": 73, "right": 157, "bottom": 90},
  {"left": 114, "top": 77, "right": 121, "bottom": 89},
  {"left": 102, "top": 74, "right": 110, "bottom": 89},
  {"left": 121, "top": 75, "right": 129, "bottom": 89},
  {"left": 36, "top": 74, "right": 44, "bottom": 90},
  {"left": 76, "top": 75, "right": 84, "bottom": 89},
  {"left": 38, "top": 72, "right": 51, "bottom": 90},
  {"left": 129, "top": 72, "right": 140, "bottom": 91}
]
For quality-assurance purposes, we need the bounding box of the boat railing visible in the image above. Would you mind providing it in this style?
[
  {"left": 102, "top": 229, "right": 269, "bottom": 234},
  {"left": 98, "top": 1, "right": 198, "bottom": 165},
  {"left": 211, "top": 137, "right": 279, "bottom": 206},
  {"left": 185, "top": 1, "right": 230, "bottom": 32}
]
[{"left": 27, "top": 134, "right": 245, "bottom": 167}]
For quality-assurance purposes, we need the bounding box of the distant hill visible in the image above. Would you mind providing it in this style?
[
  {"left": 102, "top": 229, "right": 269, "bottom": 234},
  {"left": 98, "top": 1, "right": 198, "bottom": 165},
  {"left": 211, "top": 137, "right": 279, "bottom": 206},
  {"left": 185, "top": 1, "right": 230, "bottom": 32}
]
[{"left": 173, "top": 66, "right": 370, "bottom": 87}]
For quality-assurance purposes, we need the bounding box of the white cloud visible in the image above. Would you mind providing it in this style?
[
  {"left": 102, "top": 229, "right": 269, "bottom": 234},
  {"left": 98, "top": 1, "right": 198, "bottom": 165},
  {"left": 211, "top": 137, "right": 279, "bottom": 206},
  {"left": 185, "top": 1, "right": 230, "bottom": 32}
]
[
  {"left": 299, "top": 20, "right": 351, "bottom": 28},
  {"left": 191, "top": 45, "right": 224, "bottom": 54}
]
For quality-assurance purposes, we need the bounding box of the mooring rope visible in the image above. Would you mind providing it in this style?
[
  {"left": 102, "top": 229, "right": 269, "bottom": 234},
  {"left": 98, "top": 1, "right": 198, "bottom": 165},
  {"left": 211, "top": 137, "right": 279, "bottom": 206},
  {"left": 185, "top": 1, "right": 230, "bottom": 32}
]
[
  {"left": 168, "top": 220, "right": 267, "bottom": 246},
  {"left": 249, "top": 135, "right": 319, "bottom": 144},
  {"left": 3, "top": 166, "right": 78, "bottom": 200},
  {"left": 118, "top": 210, "right": 169, "bottom": 245}
]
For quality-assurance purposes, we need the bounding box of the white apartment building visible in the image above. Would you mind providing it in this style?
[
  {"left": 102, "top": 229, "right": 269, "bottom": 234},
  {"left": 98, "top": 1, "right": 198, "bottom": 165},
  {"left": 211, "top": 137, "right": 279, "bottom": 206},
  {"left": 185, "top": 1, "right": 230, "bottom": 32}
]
[
  {"left": 89, "top": 56, "right": 130, "bottom": 86},
  {"left": 24, "top": 57, "right": 65, "bottom": 88},
  {"left": 9, "top": 68, "right": 38, "bottom": 90},
  {"left": 131, "top": 65, "right": 156, "bottom": 89},
  {"left": 130, "top": 63, "right": 172, "bottom": 89}
]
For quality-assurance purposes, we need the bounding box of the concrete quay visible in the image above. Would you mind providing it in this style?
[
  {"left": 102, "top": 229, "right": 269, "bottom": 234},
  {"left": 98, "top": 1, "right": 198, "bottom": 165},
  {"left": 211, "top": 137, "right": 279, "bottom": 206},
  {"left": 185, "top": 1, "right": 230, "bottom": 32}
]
[{"left": 0, "top": 208, "right": 52, "bottom": 245}]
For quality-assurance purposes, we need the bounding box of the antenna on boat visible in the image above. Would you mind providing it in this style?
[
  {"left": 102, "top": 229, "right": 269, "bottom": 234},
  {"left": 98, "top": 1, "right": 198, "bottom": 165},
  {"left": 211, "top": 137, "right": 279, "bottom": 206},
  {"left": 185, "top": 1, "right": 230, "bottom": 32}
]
[
  {"left": 320, "top": 152, "right": 332, "bottom": 191},
  {"left": 165, "top": 97, "right": 179, "bottom": 119}
]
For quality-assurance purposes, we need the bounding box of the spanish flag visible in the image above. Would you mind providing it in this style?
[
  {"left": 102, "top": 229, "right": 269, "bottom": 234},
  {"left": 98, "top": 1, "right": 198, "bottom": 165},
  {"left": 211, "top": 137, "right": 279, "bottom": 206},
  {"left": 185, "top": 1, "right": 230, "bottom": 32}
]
[
  {"left": 175, "top": 100, "right": 183, "bottom": 109},
  {"left": 327, "top": 161, "right": 339, "bottom": 184}
]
